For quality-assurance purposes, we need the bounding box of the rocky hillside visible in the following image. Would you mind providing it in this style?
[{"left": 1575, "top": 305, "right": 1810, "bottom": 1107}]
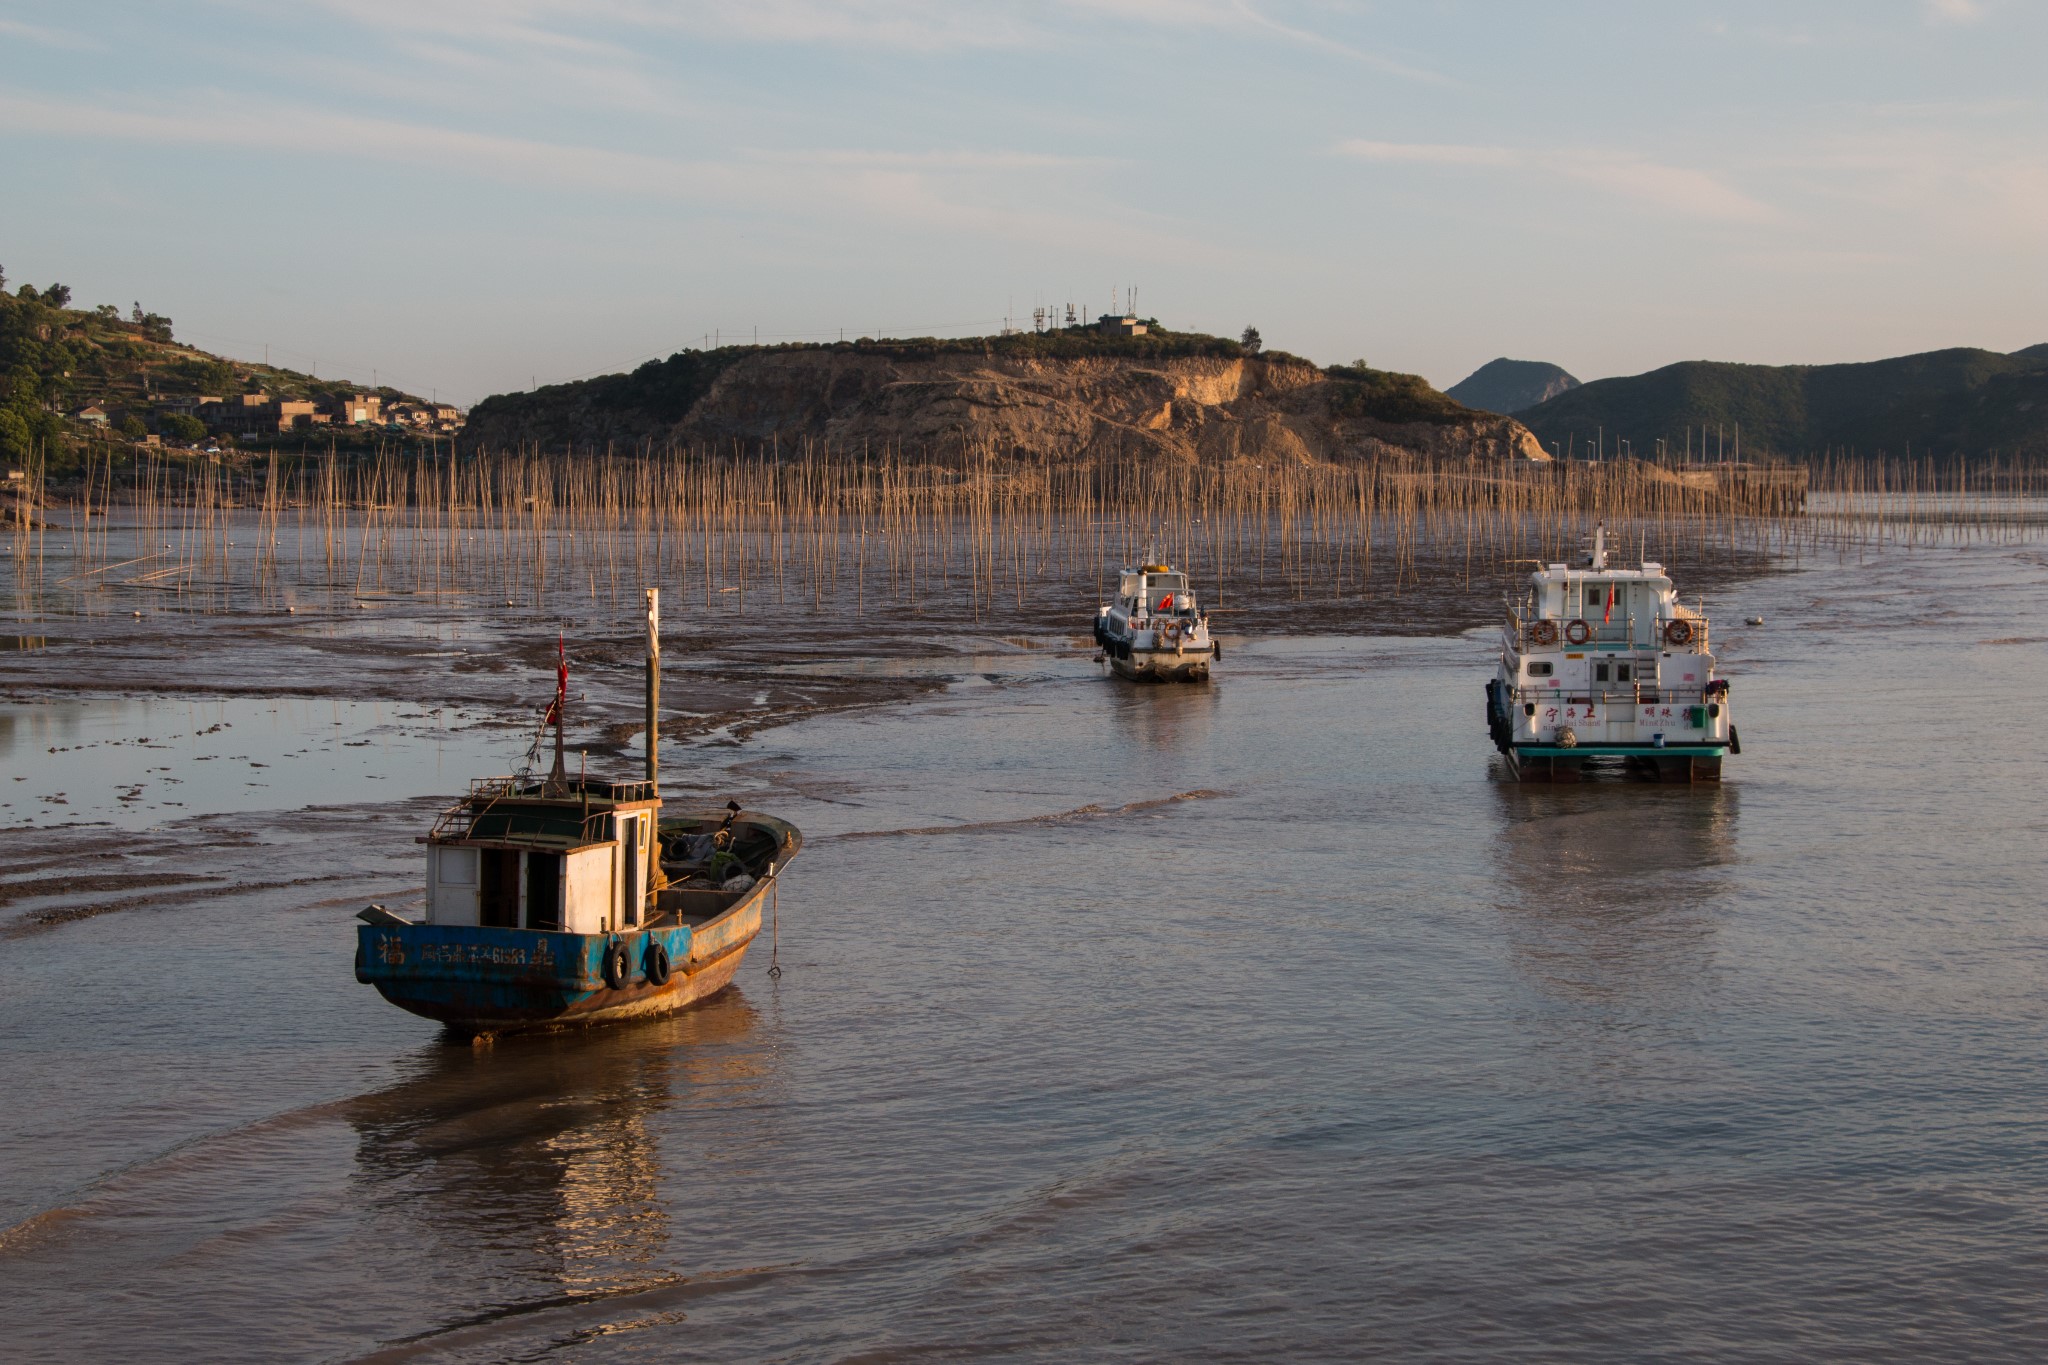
[
  {"left": 1447, "top": 358, "right": 1580, "bottom": 414},
  {"left": 464, "top": 331, "right": 1549, "bottom": 464}
]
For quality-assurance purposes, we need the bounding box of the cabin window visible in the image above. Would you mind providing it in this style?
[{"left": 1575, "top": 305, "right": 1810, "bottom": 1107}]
[
  {"left": 1527, "top": 662, "right": 1553, "bottom": 678},
  {"left": 1144, "top": 575, "right": 1189, "bottom": 612},
  {"left": 1615, "top": 663, "right": 1633, "bottom": 682},
  {"left": 479, "top": 849, "right": 520, "bottom": 928},
  {"left": 525, "top": 851, "right": 562, "bottom": 931},
  {"left": 1594, "top": 663, "right": 1610, "bottom": 682},
  {"left": 437, "top": 847, "right": 477, "bottom": 885}
]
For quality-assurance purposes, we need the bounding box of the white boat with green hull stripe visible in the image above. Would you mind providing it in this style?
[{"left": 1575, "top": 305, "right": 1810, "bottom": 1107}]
[{"left": 1485, "top": 525, "right": 1739, "bottom": 782}]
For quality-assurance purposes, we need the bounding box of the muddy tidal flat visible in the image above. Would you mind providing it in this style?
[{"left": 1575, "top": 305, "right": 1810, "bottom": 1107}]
[{"left": 4, "top": 515, "right": 2048, "bottom": 1362}]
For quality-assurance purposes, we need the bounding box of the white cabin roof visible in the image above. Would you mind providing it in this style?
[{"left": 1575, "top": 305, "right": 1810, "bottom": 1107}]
[{"left": 1532, "top": 562, "right": 1669, "bottom": 587}]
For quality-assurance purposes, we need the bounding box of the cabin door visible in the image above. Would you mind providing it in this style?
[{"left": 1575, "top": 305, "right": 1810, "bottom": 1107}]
[
  {"left": 621, "top": 817, "right": 642, "bottom": 927},
  {"left": 525, "top": 852, "right": 563, "bottom": 931},
  {"left": 479, "top": 849, "right": 520, "bottom": 928}
]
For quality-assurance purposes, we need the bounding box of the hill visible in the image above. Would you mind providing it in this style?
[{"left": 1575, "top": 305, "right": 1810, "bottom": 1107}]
[
  {"left": 1447, "top": 358, "right": 1580, "bottom": 414},
  {"left": 463, "top": 328, "right": 1549, "bottom": 465},
  {"left": 1514, "top": 345, "right": 2048, "bottom": 461},
  {"left": 0, "top": 270, "right": 449, "bottom": 471}
]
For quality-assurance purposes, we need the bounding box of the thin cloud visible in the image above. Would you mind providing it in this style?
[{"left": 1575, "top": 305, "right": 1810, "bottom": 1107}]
[
  {"left": 1924, "top": 0, "right": 1985, "bottom": 22},
  {"left": 1059, "top": 0, "right": 1450, "bottom": 81},
  {"left": 0, "top": 17, "right": 96, "bottom": 49},
  {"left": 760, "top": 148, "right": 1104, "bottom": 170},
  {"left": 302, "top": 0, "right": 1038, "bottom": 53},
  {"left": 0, "top": 89, "right": 1213, "bottom": 256},
  {"left": 300, "top": 0, "right": 1443, "bottom": 75},
  {"left": 1335, "top": 138, "right": 1777, "bottom": 224}
]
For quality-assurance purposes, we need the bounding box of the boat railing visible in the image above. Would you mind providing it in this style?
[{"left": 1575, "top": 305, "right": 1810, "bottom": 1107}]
[
  {"left": 1511, "top": 683, "right": 1719, "bottom": 709},
  {"left": 429, "top": 803, "right": 615, "bottom": 845},
  {"left": 1508, "top": 615, "right": 1710, "bottom": 653}
]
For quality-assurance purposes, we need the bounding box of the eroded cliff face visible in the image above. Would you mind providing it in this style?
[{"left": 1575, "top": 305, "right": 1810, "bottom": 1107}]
[{"left": 465, "top": 350, "right": 1550, "bottom": 464}]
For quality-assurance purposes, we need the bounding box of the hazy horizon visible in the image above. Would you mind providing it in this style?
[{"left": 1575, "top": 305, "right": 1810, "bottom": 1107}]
[{"left": 4, "top": 1, "right": 2043, "bottom": 405}]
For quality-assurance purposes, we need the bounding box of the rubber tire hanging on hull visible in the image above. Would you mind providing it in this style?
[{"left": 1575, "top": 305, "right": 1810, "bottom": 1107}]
[
  {"left": 602, "top": 941, "right": 631, "bottom": 990},
  {"left": 644, "top": 940, "right": 671, "bottom": 986}
]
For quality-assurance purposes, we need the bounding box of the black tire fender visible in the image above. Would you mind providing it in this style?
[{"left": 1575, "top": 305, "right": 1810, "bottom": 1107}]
[
  {"left": 645, "top": 939, "right": 672, "bottom": 987},
  {"left": 602, "top": 941, "right": 631, "bottom": 990}
]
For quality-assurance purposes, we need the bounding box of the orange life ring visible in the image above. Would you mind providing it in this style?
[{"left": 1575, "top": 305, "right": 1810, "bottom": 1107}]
[
  {"left": 1664, "top": 619, "right": 1694, "bottom": 646},
  {"left": 1528, "top": 619, "right": 1559, "bottom": 647},
  {"left": 1565, "top": 619, "right": 1592, "bottom": 645}
]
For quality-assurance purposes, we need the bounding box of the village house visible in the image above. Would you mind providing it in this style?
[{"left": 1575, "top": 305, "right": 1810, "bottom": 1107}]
[
  {"left": 205, "top": 394, "right": 328, "bottom": 435},
  {"left": 325, "top": 393, "right": 382, "bottom": 425},
  {"left": 158, "top": 395, "right": 222, "bottom": 415},
  {"left": 71, "top": 404, "right": 109, "bottom": 425}
]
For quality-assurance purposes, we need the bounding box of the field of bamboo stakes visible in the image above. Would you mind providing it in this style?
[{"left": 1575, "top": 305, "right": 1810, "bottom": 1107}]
[{"left": 8, "top": 443, "right": 2047, "bottom": 624}]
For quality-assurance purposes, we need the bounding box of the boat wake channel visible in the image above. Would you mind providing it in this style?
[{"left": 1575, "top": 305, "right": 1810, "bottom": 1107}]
[{"left": 827, "top": 788, "right": 1230, "bottom": 842}]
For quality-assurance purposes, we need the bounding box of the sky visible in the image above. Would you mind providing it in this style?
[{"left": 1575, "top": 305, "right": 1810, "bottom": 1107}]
[{"left": 2, "top": 1, "right": 2044, "bottom": 405}]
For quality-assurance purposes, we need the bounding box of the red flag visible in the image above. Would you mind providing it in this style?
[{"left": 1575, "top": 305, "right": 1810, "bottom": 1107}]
[
  {"left": 1602, "top": 583, "right": 1614, "bottom": 625},
  {"left": 543, "top": 634, "right": 567, "bottom": 725},
  {"left": 1158, "top": 593, "right": 1174, "bottom": 611}
]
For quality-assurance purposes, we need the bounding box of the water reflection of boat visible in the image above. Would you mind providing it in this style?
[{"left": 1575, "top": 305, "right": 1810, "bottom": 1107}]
[
  {"left": 355, "top": 591, "right": 802, "bottom": 1039},
  {"left": 1094, "top": 549, "right": 1217, "bottom": 682},
  {"left": 1489, "top": 782, "right": 1739, "bottom": 1006},
  {"left": 1485, "top": 525, "right": 1739, "bottom": 782},
  {"left": 346, "top": 997, "right": 763, "bottom": 1304}
]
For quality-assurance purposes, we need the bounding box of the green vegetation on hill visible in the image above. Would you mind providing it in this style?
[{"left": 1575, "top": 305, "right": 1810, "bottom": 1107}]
[
  {"left": 1325, "top": 361, "right": 1474, "bottom": 426},
  {"left": 0, "top": 264, "right": 441, "bottom": 472},
  {"left": 1516, "top": 346, "right": 2048, "bottom": 461}
]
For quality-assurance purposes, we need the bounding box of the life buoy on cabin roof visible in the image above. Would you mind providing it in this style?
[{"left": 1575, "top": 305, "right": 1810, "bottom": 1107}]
[
  {"left": 1565, "top": 619, "right": 1592, "bottom": 645},
  {"left": 1664, "top": 618, "right": 1694, "bottom": 646},
  {"left": 1528, "top": 619, "right": 1559, "bottom": 647}
]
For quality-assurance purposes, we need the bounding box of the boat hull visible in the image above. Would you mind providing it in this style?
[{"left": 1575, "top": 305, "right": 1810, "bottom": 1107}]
[
  {"left": 356, "top": 878, "right": 766, "bottom": 1036},
  {"left": 1506, "top": 743, "right": 1726, "bottom": 783},
  {"left": 1108, "top": 646, "right": 1213, "bottom": 682}
]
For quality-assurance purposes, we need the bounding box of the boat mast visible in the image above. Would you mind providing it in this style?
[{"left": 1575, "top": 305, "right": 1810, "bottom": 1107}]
[
  {"left": 549, "top": 633, "right": 568, "bottom": 794},
  {"left": 645, "top": 587, "right": 660, "bottom": 790}
]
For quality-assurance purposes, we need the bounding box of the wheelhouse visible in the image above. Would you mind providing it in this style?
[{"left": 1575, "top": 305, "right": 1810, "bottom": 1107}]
[{"left": 424, "top": 776, "right": 660, "bottom": 935}]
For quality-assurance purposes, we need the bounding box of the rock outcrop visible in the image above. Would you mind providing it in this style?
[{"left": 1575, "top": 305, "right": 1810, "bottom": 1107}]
[{"left": 464, "top": 341, "right": 1549, "bottom": 465}]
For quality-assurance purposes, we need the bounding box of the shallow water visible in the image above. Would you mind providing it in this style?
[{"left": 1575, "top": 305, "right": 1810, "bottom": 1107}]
[
  {"left": 0, "top": 694, "right": 516, "bottom": 828},
  {"left": 2, "top": 535, "right": 2047, "bottom": 1361}
]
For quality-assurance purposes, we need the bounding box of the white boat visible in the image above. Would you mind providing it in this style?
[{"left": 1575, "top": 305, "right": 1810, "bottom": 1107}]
[
  {"left": 1093, "top": 554, "right": 1217, "bottom": 682},
  {"left": 1485, "top": 526, "right": 1739, "bottom": 782}
]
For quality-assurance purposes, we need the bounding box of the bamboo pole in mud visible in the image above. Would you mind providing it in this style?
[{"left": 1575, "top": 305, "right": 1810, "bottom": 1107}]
[{"left": 19, "top": 443, "right": 2045, "bottom": 626}]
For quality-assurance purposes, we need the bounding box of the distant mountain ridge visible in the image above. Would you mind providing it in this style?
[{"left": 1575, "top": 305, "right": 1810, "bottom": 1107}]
[
  {"left": 1513, "top": 345, "right": 2048, "bottom": 461},
  {"left": 1446, "top": 358, "right": 1580, "bottom": 414}
]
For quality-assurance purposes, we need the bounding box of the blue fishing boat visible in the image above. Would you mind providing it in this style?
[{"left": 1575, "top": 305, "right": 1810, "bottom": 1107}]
[{"left": 354, "top": 591, "right": 802, "bottom": 1038}]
